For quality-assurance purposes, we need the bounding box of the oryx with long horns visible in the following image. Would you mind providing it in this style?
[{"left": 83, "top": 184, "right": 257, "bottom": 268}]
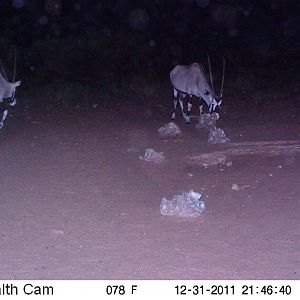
[
  {"left": 0, "top": 50, "right": 21, "bottom": 128},
  {"left": 170, "top": 56, "right": 225, "bottom": 123}
]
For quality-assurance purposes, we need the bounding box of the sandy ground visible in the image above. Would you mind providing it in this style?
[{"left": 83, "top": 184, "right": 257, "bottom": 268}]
[{"left": 0, "top": 86, "right": 299, "bottom": 279}]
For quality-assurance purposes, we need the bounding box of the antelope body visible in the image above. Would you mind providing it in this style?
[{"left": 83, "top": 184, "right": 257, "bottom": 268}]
[
  {"left": 170, "top": 57, "right": 225, "bottom": 123},
  {"left": 0, "top": 53, "right": 21, "bottom": 128}
]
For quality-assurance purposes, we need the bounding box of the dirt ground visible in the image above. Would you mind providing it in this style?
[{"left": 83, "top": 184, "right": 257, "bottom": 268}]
[{"left": 0, "top": 85, "right": 299, "bottom": 279}]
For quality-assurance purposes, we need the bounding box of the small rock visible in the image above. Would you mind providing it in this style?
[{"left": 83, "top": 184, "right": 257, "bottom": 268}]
[
  {"left": 208, "top": 127, "right": 230, "bottom": 144},
  {"left": 232, "top": 183, "right": 240, "bottom": 191},
  {"left": 158, "top": 122, "right": 182, "bottom": 137},
  {"left": 139, "top": 148, "right": 165, "bottom": 164}
]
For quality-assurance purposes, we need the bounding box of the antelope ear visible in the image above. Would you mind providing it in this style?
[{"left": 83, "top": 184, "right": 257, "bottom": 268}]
[
  {"left": 15, "top": 81, "right": 21, "bottom": 87},
  {"left": 218, "top": 99, "right": 222, "bottom": 106}
]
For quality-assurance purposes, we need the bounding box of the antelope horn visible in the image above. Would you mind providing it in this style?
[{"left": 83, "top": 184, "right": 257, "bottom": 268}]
[
  {"left": 207, "top": 54, "right": 215, "bottom": 98},
  {"left": 219, "top": 56, "right": 225, "bottom": 98},
  {"left": 12, "top": 48, "right": 17, "bottom": 83},
  {"left": 0, "top": 58, "right": 8, "bottom": 81}
]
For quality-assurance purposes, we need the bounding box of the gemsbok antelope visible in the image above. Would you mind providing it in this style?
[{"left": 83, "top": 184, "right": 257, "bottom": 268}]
[
  {"left": 170, "top": 56, "right": 225, "bottom": 123},
  {"left": 0, "top": 51, "right": 21, "bottom": 128}
]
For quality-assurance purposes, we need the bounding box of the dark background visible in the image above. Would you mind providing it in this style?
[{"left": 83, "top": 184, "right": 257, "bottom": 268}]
[
  {"left": 0, "top": 2, "right": 300, "bottom": 281},
  {"left": 0, "top": 0, "right": 299, "bottom": 89}
]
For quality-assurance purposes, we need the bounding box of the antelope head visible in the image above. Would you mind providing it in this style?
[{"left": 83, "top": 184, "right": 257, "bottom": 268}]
[{"left": 207, "top": 55, "right": 225, "bottom": 114}]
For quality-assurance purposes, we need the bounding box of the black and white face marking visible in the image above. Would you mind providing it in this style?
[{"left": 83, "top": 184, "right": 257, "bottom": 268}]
[
  {"left": 0, "top": 107, "right": 8, "bottom": 129},
  {"left": 209, "top": 98, "right": 218, "bottom": 113},
  {"left": 209, "top": 98, "right": 222, "bottom": 115},
  {"left": 9, "top": 95, "right": 16, "bottom": 106}
]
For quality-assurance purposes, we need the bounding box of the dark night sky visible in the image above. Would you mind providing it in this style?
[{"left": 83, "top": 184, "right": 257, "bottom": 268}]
[{"left": 0, "top": 0, "right": 299, "bottom": 81}]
